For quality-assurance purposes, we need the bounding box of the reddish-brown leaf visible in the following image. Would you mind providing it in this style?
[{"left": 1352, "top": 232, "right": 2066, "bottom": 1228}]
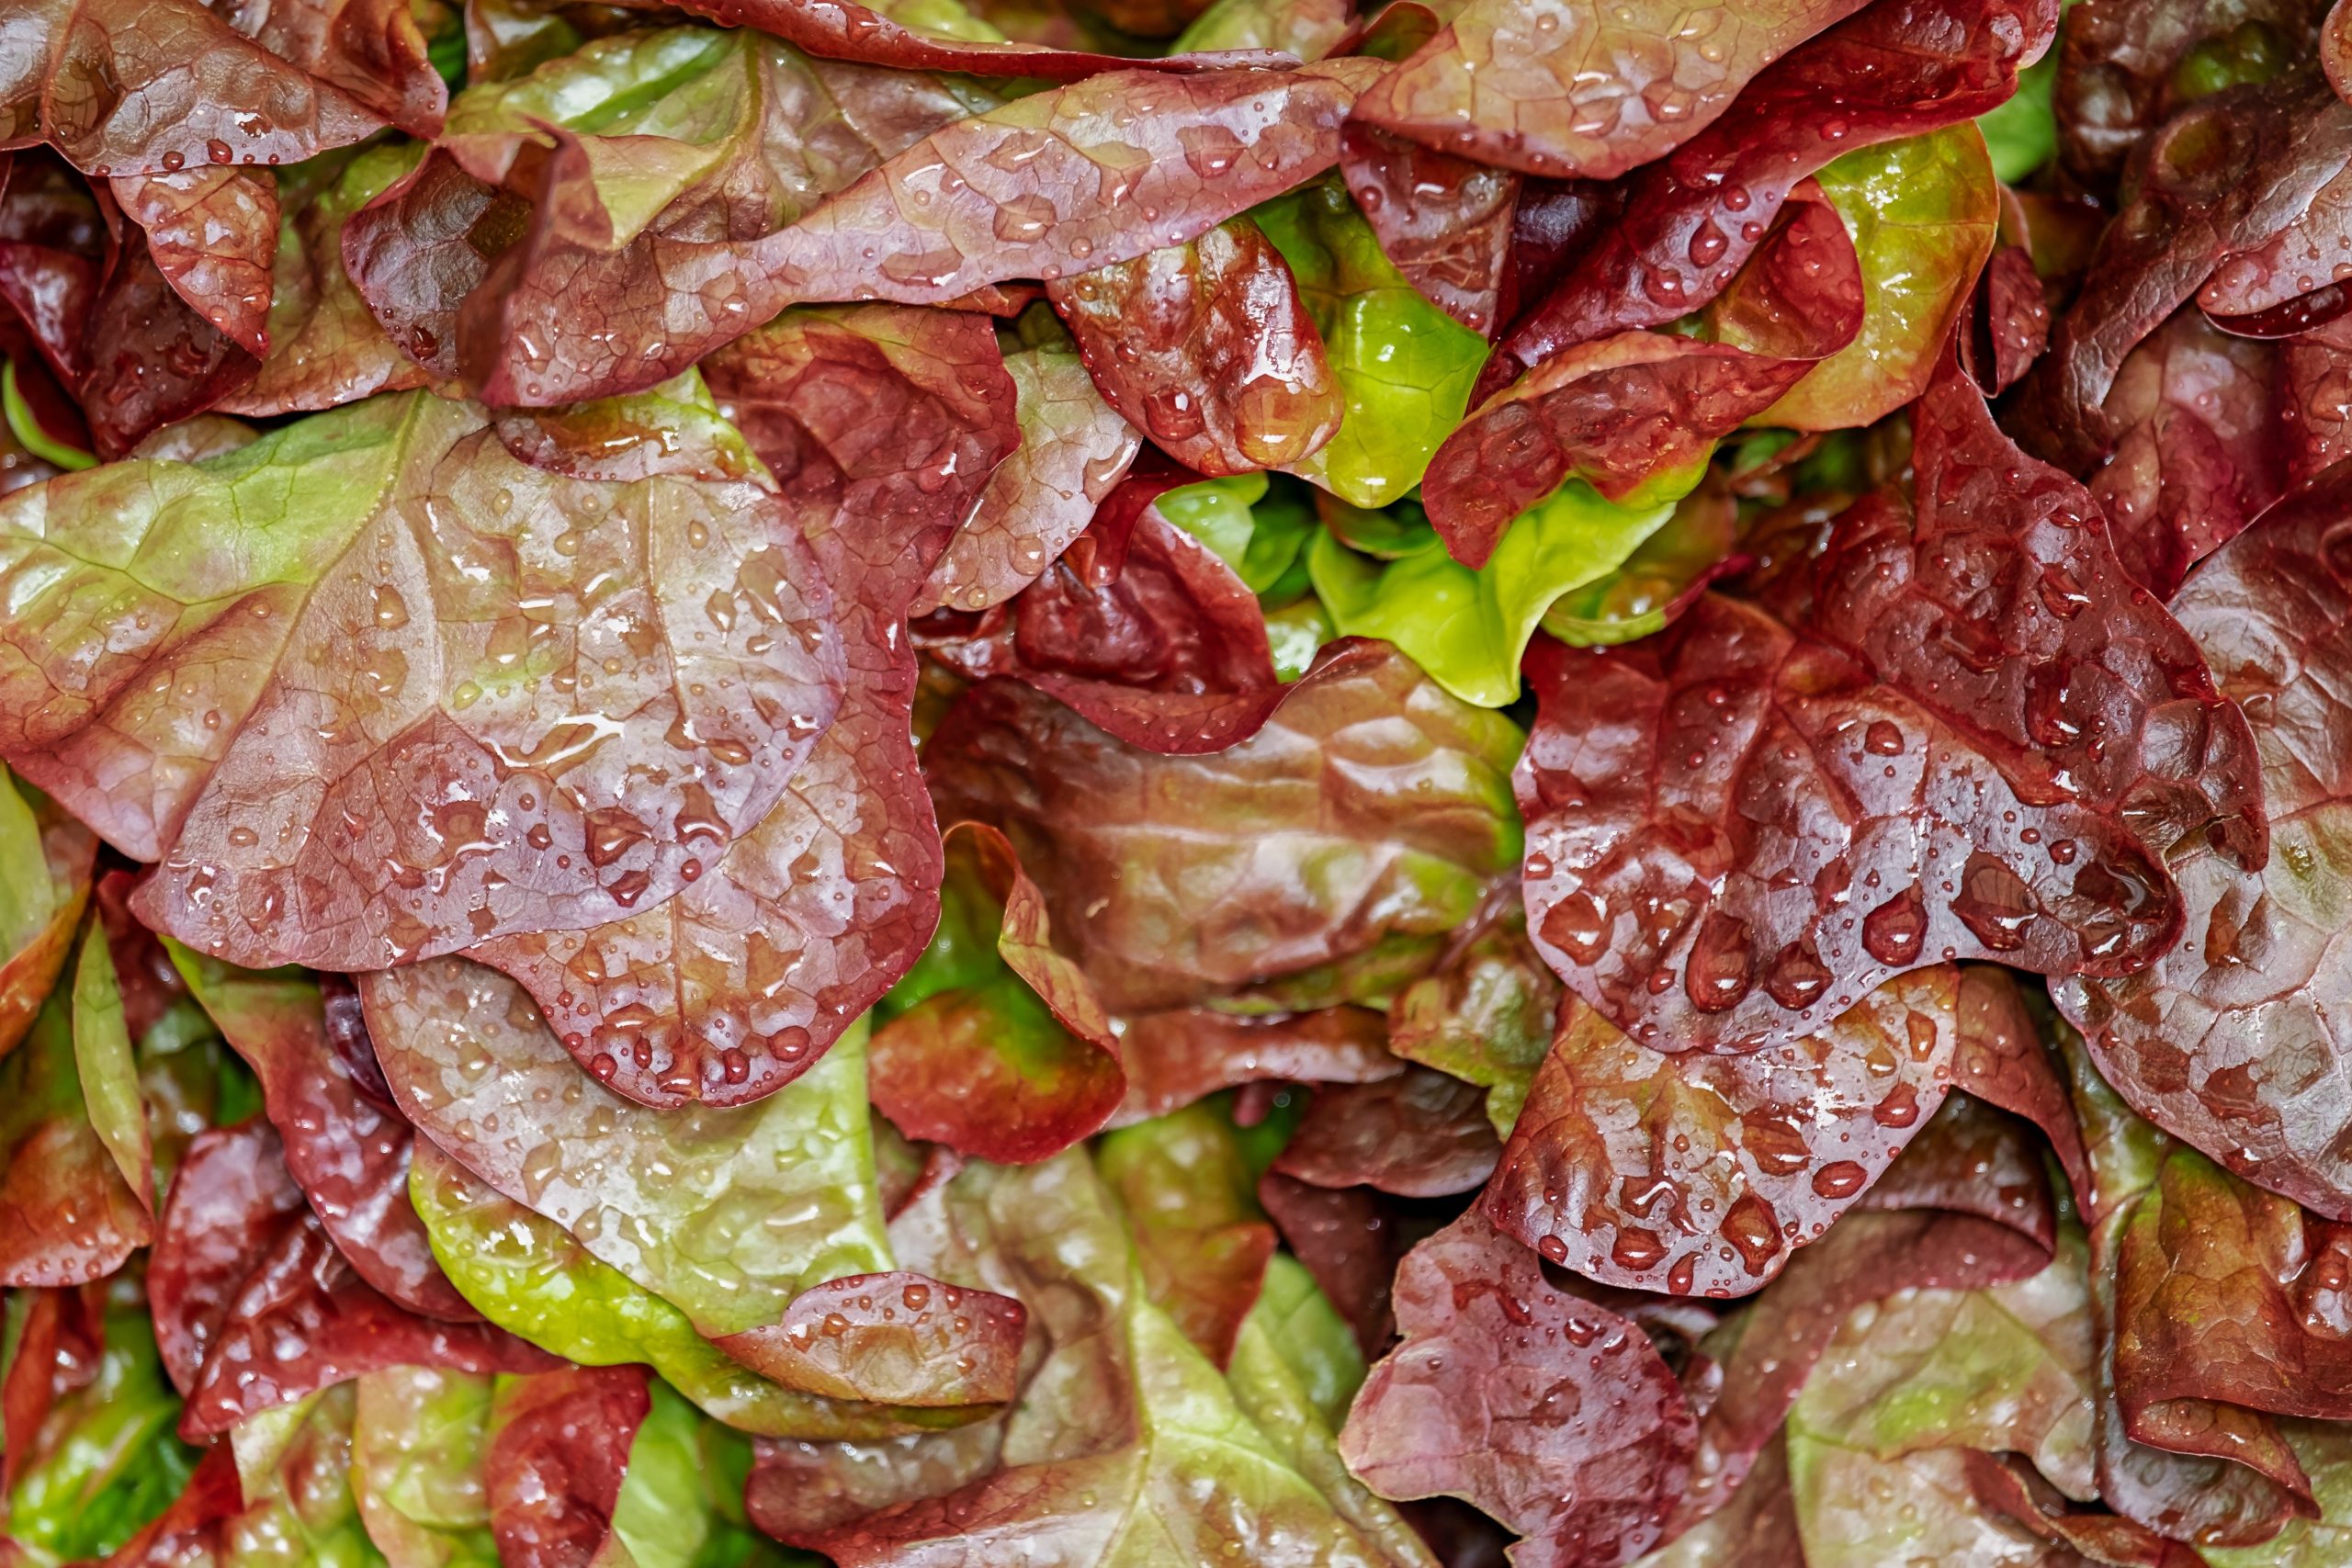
[
  {"left": 147, "top": 1119, "right": 308, "bottom": 1395},
  {"left": 718, "top": 1272, "right": 1026, "bottom": 1406},
  {"left": 1272, "top": 1066, "right": 1502, "bottom": 1198},
  {"left": 1339, "top": 126, "right": 1519, "bottom": 337},
  {"left": 486, "top": 1365, "right": 650, "bottom": 1568},
  {"left": 108, "top": 168, "right": 277, "bottom": 355},
  {"left": 1113, "top": 1006, "right": 1405, "bottom": 1126}
]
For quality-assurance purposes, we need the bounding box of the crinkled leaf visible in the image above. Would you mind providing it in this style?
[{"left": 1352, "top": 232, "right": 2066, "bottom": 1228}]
[
  {"left": 2205, "top": 1419, "right": 2352, "bottom": 1568},
  {"left": 367, "top": 959, "right": 892, "bottom": 1338},
  {"left": 1425, "top": 191, "right": 1862, "bottom": 568},
  {"left": 169, "top": 945, "right": 473, "bottom": 1320},
  {"left": 1336, "top": 1209, "right": 1699, "bottom": 1568},
  {"left": 1336, "top": 128, "right": 1517, "bottom": 338},
  {"left": 1967, "top": 242, "right": 2052, "bottom": 396},
  {"left": 407, "top": 1139, "right": 967, "bottom": 1439},
  {"left": 914, "top": 337, "right": 1140, "bottom": 615},
  {"left": 1491, "top": 0, "right": 2046, "bottom": 382},
  {"left": 485, "top": 1365, "right": 650, "bottom": 1568},
  {"left": 108, "top": 168, "right": 277, "bottom": 356},
  {"left": 927, "top": 638, "right": 1524, "bottom": 1015},
  {"left": 345, "top": 27, "right": 995, "bottom": 405},
  {"left": 1487, "top": 966, "right": 1961, "bottom": 1299},
  {"left": 1046, "top": 217, "right": 1343, "bottom": 476},
  {"left": 1346, "top": 0, "right": 1874, "bottom": 178},
  {"left": 1787, "top": 1445, "right": 2080, "bottom": 1567},
  {"left": 1536, "top": 468, "right": 1741, "bottom": 652},
  {"left": 1952, "top": 964, "right": 2092, "bottom": 1208},
  {"left": 225, "top": 142, "right": 432, "bottom": 416},
  {"left": 1623, "top": 1436, "right": 1803, "bottom": 1568},
  {"left": 774, "top": 1146, "right": 1416, "bottom": 1565},
  {"left": 1253, "top": 177, "right": 1490, "bottom": 510},
  {"left": 1170, "top": 0, "right": 1351, "bottom": 56},
  {"left": 718, "top": 1271, "right": 1026, "bottom": 1409},
  {"left": 1112, "top": 1006, "right": 1406, "bottom": 1126},
  {"left": 870, "top": 821, "right": 1123, "bottom": 1165},
  {"left": 352, "top": 1366, "right": 499, "bottom": 1568},
  {"left": 1385, "top": 890, "right": 1557, "bottom": 1136},
  {"left": 916, "top": 496, "right": 1288, "bottom": 753},
  {"left": 1097, "top": 1103, "right": 1277, "bottom": 1368},
  {"left": 0, "top": 935, "right": 149, "bottom": 1287},
  {"left": 2055, "top": 462, "right": 2352, "bottom": 1218},
  {"left": 0, "top": 0, "right": 398, "bottom": 175},
  {"left": 2053, "top": 0, "right": 2316, "bottom": 192},
  {"left": 1272, "top": 1066, "right": 1501, "bottom": 1198},
  {"left": 1758, "top": 125, "right": 2000, "bottom": 431},
  {"left": 1308, "top": 473, "right": 1679, "bottom": 707},
  {"left": 79, "top": 225, "right": 260, "bottom": 459},
  {"left": 1520, "top": 353, "right": 2265, "bottom": 1056},
  {"left": 476, "top": 305, "right": 1016, "bottom": 1108},
  {"left": 0, "top": 390, "right": 845, "bottom": 972}
]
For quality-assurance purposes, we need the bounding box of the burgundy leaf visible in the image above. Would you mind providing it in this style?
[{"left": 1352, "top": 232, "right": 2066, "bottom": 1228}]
[
  {"left": 1668, "top": 1208, "right": 2053, "bottom": 1537},
  {"left": 1520, "top": 353, "right": 2265, "bottom": 1057},
  {"left": 177, "top": 1201, "right": 557, "bottom": 1438},
  {"left": 1258, "top": 1170, "right": 1404, "bottom": 1356},
  {"left": 915, "top": 499, "right": 1285, "bottom": 755},
  {"left": 1345, "top": 0, "right": 1873, "bottom": 179},
  {"left": 1271, "top": 1065, "right": 1503, "bottom": 1198},
  {"left": 926, "top": 638, "right": 1526, "bottom": 1016},
  {"left": 2283, "top": 317, "right": 2352, "bottom": 489},
  {"left": 1426, "top": 190, "right": 1862, "bottom": 568},
  {"left": 1046, "top": 217, "right": 1342, "bottom": 476},
  {"left": 1336, "top": 1209, "right": 1699, "bottom": 1568},
  {"left": 718, "top": 1272, "right": 1026, "bottom": 1407},
  {"left": 2086, "top": 308, "right": 2285, "bottom": 600},
  {"left": 1853, "top": 1090, "right": 2059, "bottom": 1250},
  {"left": 486, "top": 1365, "right": 650, "bottom": 1568},
  {"left": 173, "top": 951, "right": 478, "bottom": 1319},
  {"left": 867, "top": 821, "right": 1124, "bottom": 1165},
  {"left": 1, "top": 0, "right": 391, "bottom": 175},
  {"left": 1113, "top": 1006, "right": 1406, "bottom": 1125},
  {"left": 1965, "top": 241, "right": 2052, "bottom": 395},
  {"left": 1338, "top": 125, "right": 1519, "bottom": 337},
  {"left": 660, "top": 0, "right": 1291, "bottom": 79},
  {"left": 471, "top": 307, "right": 1016, "bottom": 1107},
  {"left": 1492, "top": 0, "right": 2054, "bottom": 385},
  {"left": 79, "top": 225, "right": 260, "bottom": 457},
  {"left": 2053, "top": 0, "right": 2322, "bottom": 192},
  {"left": 912, "top": 341, "right": 1141, "bottom": 615},
  {"left": 2019, "top": 72, "right": 2352, "bottom": 471},
  {"left": 1963, "top": 1450, "right": 2203, "bottom": 1568},
  {"left": 108, "top": 167, "right": 277, "bottom": 355},
  {"left": 2056, "top": 462, "right": 2352, "bottom": 1218},
  {"left": 1952, "top": 964, "right": 2092, "bottom": 1207},
  {"left": 147, "top": 1119, "right": 308, "bottom": 1396},
  {"left": 94, "top": 870, "right": 183, "bottom": 1042},
  {"left": 1486, "top": 966, "right": 1961, "bottom": 1300}
]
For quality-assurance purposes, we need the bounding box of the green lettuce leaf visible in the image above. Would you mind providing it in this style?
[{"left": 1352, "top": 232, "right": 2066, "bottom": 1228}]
[
  {"left": 1254, "top": 179, "right": 1489, "bottom": 511},
  {"left": 351, "top": 1367, "right": 499, "bottom": 1568}
]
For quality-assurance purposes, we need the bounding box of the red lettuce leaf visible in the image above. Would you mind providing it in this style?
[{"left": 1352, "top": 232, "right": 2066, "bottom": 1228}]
[
  {"left": 2086, "top": 308, "right": 2286, "bottom": 600},
  {"left": 158, "top": 1120, "right": 554, "bottom": 1438},
  {"left": 1338, "top": 126, "right": 1519, "bottom": 338},
  {"left": 2055, "top": 461, "right": 2352, "bottom": 1219},
  {"left": 1336, "top": 1208, "right": 1699, "bottom": 1568},
  {"left": 80, "top": 226, "right": 260, "bottom": 458},
  {"left": 718, "top": 1272, "right": 1027, "bottom": 1406},
  {"left": 0, "top": 1283, "right": 102, "bottom": 1500},
  {"left": 1963, "top": 1450, "right": 2202, "bottom": 1568},
  {"left": 1112, "top": 1006, "right": 1405, "bottom": 1125},
  {"left": 1520, "top": 353, "right": 2265, "bottom": 1056},
  {"left": 109, "top": 168, "right": 277, "bottom": 356},
  {"left": 913, "top": 337, "right": 1141, "bottom": 615},
  {"left": 1345, "top": 0, "right": 1874, "bottom": 179},
  {"left": 1426, "top": 189, "right": 1862, "bottom": 568},
  {"left": 94, "top": 1442, "right": 244, "bottom": 1568},
  {"left": 1385, "top": 886, "right": 1559, "bottom": 1135},
  {"left": 473, "top": 306, "right": 1015, "bottom": 1107},
  {"left": 169, "top": 948, "right": 477, "bottom": 1320},
  {"left": 868, "top": 821, "right": 1124, "bottom": 1165},
  {"left": 1668, "top": 1206, "right": 2054, "bottom": 1537},
  {"left": 0, "top": 0, "right": 395, "bottom": 176},
  {"left": 147, "top": 1117, "right": 308, "bottom": 1395},
  {"left": 1952, "top": 964, "right": 2092, "bottom": 1206},
  {"left": 926, "top": 638, "right": 1525, "bottom": 1016},
  {"left": 915, "top": 494, "right": 1286, "bottom": 755},
  {"left": 1851, "top": 1089, "right": 2058, "bottom": 1249},
  {"left": 1257, "top": 1170, "right": 1403, "bottom": 1356},
  {"left": 95, "top": 869, "right": 184, "bottom": 1042},
  {"left": 1487, "top": 966, "right": 1961, "bottom": 1300},
  {"left": 1492, "top": 0, "right": 2053, "bottom": 384},
  {"left": 2019, "top": 71, "right": 2352, "bottom": 471},
  {"left": 1965, "top": 241, "right": 2052, "bottom": 396},
  {"left": 1270, "top": 1065, "right": 1503, "bottom": 1198},
  {"left": 657, "top": 0, "right": 1292, "bottom": 79},
  {"left": 1046, "top": 216, "right": 1342, "bottom": 476},
  {"left": 485, "top": 1365, "right": 651, "bottom": 1568},
  {"left": 2285, "top": 318, "right": 2352, "bottom": 491},
  {"left": 2052, "top": 0, "right": 2320, "bottom": 192}
]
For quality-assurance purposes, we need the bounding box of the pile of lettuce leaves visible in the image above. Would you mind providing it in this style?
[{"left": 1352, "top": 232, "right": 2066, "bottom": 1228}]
[{"left": 14, "top": 0, "right": 2352, "bottom": 1560}]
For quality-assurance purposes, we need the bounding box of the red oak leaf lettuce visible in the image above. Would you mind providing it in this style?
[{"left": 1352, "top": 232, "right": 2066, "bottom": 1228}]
[
  {"left": 1336, "top": 1209, "right": 1699, "bottom": 1568},
  {"left": 1049, "top": 219, "right": 1342, "bottom": 478},
  {"left": 869, "top": 821, "right": 1123, "bottom": 1165},
  {"left": 926, "top": 638, "right": 1525, "bottom": 1016},
  {"left": 1519, "top": 353, "right": 2264, "bottom": 1056},
  {"left": 2056, "top": 461, "right": 2352, "bottom": 1219},
  {"left": 474, "top": 306, "right": 1015, "bottom": 1107}
]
